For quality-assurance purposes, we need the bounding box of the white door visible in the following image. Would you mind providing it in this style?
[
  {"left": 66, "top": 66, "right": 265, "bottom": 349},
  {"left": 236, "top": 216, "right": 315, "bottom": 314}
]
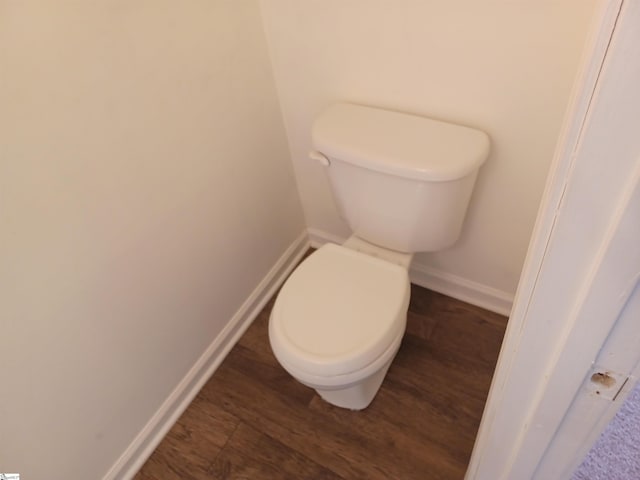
[
  {"left": 535, "top": 282, "right": 640, "bottom": 479},
  {"left": 466, "top": 1, "right": 640, "bottom": 478}
]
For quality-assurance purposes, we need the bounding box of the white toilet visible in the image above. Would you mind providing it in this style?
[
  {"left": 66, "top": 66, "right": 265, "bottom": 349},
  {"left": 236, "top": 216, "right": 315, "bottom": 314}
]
[{"left": 269, "top": 103, "right": 490, "bottom": 410}]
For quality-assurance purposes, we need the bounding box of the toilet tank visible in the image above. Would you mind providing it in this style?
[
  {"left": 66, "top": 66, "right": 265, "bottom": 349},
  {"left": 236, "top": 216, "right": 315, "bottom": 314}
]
[{"left": 311, "top": 103, "right": 490, "bottom": 253}]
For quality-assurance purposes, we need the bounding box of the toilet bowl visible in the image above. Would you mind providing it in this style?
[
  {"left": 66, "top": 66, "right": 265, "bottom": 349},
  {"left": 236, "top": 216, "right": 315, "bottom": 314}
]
[{"left": 269, "top": 242, "right": 410, "bottom": 410}]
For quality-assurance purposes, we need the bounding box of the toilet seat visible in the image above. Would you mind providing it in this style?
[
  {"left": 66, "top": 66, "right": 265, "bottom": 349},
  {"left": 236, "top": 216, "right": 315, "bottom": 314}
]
[{"left": 269, "top": 243, "right": 410, "bottom": 386}]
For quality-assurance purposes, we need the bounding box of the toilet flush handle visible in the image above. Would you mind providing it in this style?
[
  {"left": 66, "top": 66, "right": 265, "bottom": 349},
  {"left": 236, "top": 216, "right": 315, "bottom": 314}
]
[{"left": 309, "top": 150, "right": 330, "bottom": 167}]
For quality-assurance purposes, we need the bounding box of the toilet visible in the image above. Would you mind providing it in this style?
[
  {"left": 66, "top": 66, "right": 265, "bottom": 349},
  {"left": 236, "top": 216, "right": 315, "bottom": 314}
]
[{"left": 269, "top": 103, "right": 490, "bottom": 410}]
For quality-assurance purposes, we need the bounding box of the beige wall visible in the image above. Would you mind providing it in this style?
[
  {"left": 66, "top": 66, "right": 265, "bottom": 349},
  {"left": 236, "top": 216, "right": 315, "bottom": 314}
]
[
  {"left": 0, "top": 2, "right": 304, "bottom": 478},
  {"left": 260, "top": 0, "right": 598, "bottom": 297}
]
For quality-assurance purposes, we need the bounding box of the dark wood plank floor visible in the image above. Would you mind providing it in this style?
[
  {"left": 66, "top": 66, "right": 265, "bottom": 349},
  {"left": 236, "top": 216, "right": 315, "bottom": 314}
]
[{"left": 135, "top": 279, "right": 507, "bottom": 480}]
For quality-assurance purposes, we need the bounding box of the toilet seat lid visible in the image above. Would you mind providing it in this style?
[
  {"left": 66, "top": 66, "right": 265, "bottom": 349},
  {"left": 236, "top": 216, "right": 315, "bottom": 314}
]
[{"left": 270, "top": 243, "right": 410, "bottom": 377}]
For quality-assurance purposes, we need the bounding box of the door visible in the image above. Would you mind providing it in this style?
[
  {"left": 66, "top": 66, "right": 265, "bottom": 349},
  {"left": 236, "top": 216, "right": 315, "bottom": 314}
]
[{"left": 466, "top": 1, "right": 640, "bottom": 478}]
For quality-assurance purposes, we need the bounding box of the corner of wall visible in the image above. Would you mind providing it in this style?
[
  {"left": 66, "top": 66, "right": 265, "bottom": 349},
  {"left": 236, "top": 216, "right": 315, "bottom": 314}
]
[{"left": 256, "top": 2, "right": 312, "bottom": 229}]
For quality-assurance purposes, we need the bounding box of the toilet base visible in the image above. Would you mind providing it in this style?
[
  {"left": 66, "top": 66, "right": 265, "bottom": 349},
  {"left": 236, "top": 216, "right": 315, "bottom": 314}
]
[{"left": 313, "top": 355, "right": 395, "bottom": 410}]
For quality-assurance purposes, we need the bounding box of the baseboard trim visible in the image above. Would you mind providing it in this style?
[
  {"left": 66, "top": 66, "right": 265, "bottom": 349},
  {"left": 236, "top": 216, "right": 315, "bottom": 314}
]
[
  {"left": 307, "top": 227, "right": 513, "bottom": 316},
  {"left": 103, "top": 231, "right": 310, "bottom": 480},
  {"left": 409, "top": 263, "right": 513, "bottom": 316}
]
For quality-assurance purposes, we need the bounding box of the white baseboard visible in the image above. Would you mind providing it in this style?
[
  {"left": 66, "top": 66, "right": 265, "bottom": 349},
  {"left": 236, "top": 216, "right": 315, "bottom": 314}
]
[
  {"left": 307, "top": 227, "right": 513, "bottom": 316},
  {"left": 103, "top": 231, "right": 310, "bottom": 480},
  {"left": 409, "top": 263, "right": 513, "bottom": 316}
]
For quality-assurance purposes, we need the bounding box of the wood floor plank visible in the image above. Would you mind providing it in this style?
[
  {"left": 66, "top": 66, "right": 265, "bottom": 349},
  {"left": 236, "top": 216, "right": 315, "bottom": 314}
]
[
  {"left": 202, "top": 355, "right": 386, "bottom": 479},
  {"left": 207, "top": 341, "right": 462, "bottom": 479},
  {"left": 406, "top": 286, "right": 507, "bottom": 372},
  {"left": 134, "top": 278, "right": 507, "bottom": 480},
  {"left": 236, "top": 299, "right": 274, "bottom": 355},
  {"left": 306, "top": 394, "right": 467, "bottom": 480},
  {"left": 210, "top": 422, "right": 344, "bottom": 480},
  {"left": 392, "top": 334, "right": 495, "bottom": 406},
  {"left": 223, "top": 341, "right": 316, "bottom": 405},
  {"left": 134, "top": 396, "right": 239, "bottom": 480}
]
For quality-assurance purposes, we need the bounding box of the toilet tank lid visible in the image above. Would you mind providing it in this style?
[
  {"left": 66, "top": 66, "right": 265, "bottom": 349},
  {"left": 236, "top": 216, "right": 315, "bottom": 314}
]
[{"left": 312, "top": 103, "right": 490, "bottom": 182}]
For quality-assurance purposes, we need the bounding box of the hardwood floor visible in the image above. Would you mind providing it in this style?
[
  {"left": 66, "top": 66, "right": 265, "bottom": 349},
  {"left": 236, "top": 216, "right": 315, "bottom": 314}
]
[{"left": 135, "top": 281, "right": 507, "bottom": 480}]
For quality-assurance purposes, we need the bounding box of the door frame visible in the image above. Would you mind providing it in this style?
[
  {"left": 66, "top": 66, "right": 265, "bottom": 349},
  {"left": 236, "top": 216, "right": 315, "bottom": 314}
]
[{"left": 466, "top": 0, "right": 640, "bottom": 478}]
